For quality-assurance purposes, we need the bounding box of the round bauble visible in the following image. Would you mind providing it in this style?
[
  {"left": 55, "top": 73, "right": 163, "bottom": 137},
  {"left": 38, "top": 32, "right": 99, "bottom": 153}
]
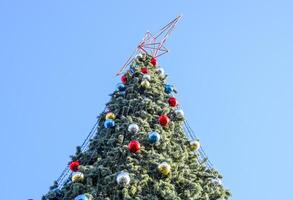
[
  {"left": 104, "top": 119, "right": 115, "bottom": 128},
  {"left": 121, "top": 75, "right": 128, "bottom": 84},
  {"left": 175, "top": 109, "right": 185, "bottom": 119},
  {"left": 128, "top": 123, "right": 139, "bottom": 134},
  {"left": 168, "top": 97, "right": 177, "bottom": 107},
  {"left": 141, "top": 67, "right": 149, "bottom": 74},
  {"left": 117, "top": 83, "right": 126, "bottom": 92},
  {"left": 150, "top": 57, "right": 157, "bottom": 66},
  {"left": 75, "top": 193, "right": 93, "bottom": 200},
  {"left": 156, "top": 68, "right": 165, "bottom": 78},
  {"left": 165, "top": 84, "right": 174, "bottom": 94},
  {"left": 158, "top": 162, "right": 171, "bottom": 175},
  {"left": 105, "top": 112, "right": 116, "bottom": 120},
  {"left": 141, "top": 80, "right": 150, "bottom": 88},
  {"left": 136, "top": 53, "right": 143, "bottom": 59},
  {"left": 128, "top": 140, "right": 141, "bottom": 153},
  {"left": 159, "top": 115, "right": 170, "bottom": 126},
  {"left": 72, "top": 172, "right": 84, "bottom": 182},
  {"left": 190, "top": 140, "right": 200, "bottom": 151},
  {"left": 69, "top": 161, "right": 80, "bottom": 172},
  {"left": 148, "top": 131, "right": 161, "bottom": 143},
  {"left": 142, "top": 74, "right": 151, "bottom": 81},
  {"left": 116, "top": 172, "right": 131, "bottom": 186},
  {"left": 211, "top": 178, "right": 222, "bottom": 185}
]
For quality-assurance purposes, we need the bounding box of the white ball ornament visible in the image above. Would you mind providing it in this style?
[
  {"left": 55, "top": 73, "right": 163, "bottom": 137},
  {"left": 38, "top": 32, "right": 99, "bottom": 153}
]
[
  {"left": 156, "top": 68, "right": 165, "bottom": 78},
  {"left": 190, "top": 140, "right": 201, "bottom": 151},
  {"left": 128, "top": 123, "right": 139, "bottom": 134},
  {"left": 175, "top": 109, "right": 185, "bottom": 119},
  {"left": 71, "top": 172, "right": 84, "bottom": 182},
  {"left": 116, "top": 172, "right": 131, "bottom": 186},
  {"left": 142, "top": 74, "right": 151, "bottom": 81},
  {"left": 211, "top": 178, "right": 222, "bottom": 185}
]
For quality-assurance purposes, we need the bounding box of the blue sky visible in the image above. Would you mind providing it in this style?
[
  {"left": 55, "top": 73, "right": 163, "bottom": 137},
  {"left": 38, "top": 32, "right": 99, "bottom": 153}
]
[{"left": 0, "top": 0, "right": 292, "bottom": 199}]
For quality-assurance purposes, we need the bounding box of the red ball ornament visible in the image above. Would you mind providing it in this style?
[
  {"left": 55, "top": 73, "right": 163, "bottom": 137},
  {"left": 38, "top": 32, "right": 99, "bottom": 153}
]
[
  {"left": 150, "top": 57, "right": 157, "bottom": 66},
  {"left": 69, "top": 161, "right": 80, "bottom": 172},
  {"left": 128, "top": 140, "right": 141, "bottom": 153},
  {"left": 168, "top": 97, "right": 177, "bottom": 107},
  {"left": 141, "top": 67, "right": 148, "bottom": 74},
  {"left": 121, "top": 75, "right": 128, "bottom": 84},
  {"left": 159, "top": 115, "right": 170, "bottom": 126}
]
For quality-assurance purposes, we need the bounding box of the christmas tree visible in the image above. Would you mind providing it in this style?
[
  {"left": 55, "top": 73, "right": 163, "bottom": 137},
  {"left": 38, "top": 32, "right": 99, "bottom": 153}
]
[{"left": 44, "top": 17, "right": 231, "bottom": 200}]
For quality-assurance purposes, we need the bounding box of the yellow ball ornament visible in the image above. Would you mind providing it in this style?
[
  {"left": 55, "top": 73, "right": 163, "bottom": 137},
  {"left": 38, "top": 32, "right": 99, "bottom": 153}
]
[
  {"left": 105, "top": 112, "right": 116, "bottom": 120},
  {"left": 158, "top": 162, "right": 171, "bottom": 175},
  {"left": 190, "top": 140, "right": 201, "bottom": 151},
  {"left": 141, "top": 80, "right": 150, "bottom": 88},
  {"left": 72, "top": 172, "right": 84, "bottom": 182}
]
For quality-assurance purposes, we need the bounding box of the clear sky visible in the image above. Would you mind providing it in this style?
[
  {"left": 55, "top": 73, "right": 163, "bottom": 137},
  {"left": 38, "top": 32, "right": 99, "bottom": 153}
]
[{"left": 0, "top": 0, "right": 292, "bottom": 199}]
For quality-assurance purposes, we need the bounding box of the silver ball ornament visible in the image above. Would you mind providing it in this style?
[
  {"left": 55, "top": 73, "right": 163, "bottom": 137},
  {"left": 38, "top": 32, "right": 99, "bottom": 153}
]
[
  {"left": 116, "top": 172, "right": 130, "bottom": 186},
  {"left": 128, "top": 123, "right": 139, "bottom": 134}
]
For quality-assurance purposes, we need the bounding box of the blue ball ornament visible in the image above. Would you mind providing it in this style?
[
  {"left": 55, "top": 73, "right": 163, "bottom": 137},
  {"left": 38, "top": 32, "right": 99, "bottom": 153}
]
[
  {"left": 117, "top": 83, "right": 126, "bottom": 92},
  {"left": 165, "top": 84, "right": 174, "bottom": 94},
  {"left": 104, "top": 119, "right": 115, "bottom": 128},
  {"left": 148, "top": 131, "right": 161, "bottom": 143},
  {"left": 75, "top": 194, "right": 87, "bottom": 200}
]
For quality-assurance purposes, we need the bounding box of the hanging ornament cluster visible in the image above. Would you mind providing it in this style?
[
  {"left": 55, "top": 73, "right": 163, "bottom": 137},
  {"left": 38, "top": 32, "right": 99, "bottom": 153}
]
[
  {"left": 116, "top": 172, "right": 131, "bottom": 186},
  {"left": 121, "top": 75, "right": 128, "bottom": 84},
  {"left": 104, "top": 119, "right": 115, "bottom": 128},
  {"left": 69, "top": 161, "right": 80, "bottom": 172},
  {"left": 150, "top": 57, "right": 157, "bottom": 66},
  {"left": 141, "top": 67, "right": 149, "bottom": 74},
  {"left": 148, "top": 131, "right": 161, "bottom": 143},
  {"left": 117, "top": 83, "right": 126, "bottom": 92},
  {"left": 128, "top": 123, "right": 139, "bottom": 134},
  {"left": 105, "top": 112, "right": 116, "bottom": 120},
  {"left": 168, "top": 97, "right": 177, "bottom": 107},
  {"left": 165, "top": 84, "right": 174, "bottom": 94},
  {"left": 175, "top": 109, "right": 185, "bottom": 119},
  {"left": 128, "top": 140, "right": 141, "bottom": 153},
  {"left": 75, "top": 193, "right": 93, "bottom": 200},
  {"left": 159, "top": 115, "right": 170, "bottom": 126},
  {"left": 72, "top": 172, "right": 84, "bottom": 182},
  {"left": 190, "top": 140, "right": 201, "bottom": 151},
  {"left": 158, "top": 162, "right": 171, "bottom": 175}
]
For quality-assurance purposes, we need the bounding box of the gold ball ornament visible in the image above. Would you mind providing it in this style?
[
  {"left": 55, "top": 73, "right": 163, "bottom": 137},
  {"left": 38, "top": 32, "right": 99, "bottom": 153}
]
[
  {"left": 105, "top": 112, "right": 116, "bottom": 120},
  {"left": 190, "top": 140, "right": 201, "bottom": 151},
  {"left": 141, "top": 80, "right": 150, "bottom": 88},
  {"left": 158, "top": 162, "right": 171, "bottom": 175},
  {"left": 71, "top": 172, "right": 85, "bottom": 182}
]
